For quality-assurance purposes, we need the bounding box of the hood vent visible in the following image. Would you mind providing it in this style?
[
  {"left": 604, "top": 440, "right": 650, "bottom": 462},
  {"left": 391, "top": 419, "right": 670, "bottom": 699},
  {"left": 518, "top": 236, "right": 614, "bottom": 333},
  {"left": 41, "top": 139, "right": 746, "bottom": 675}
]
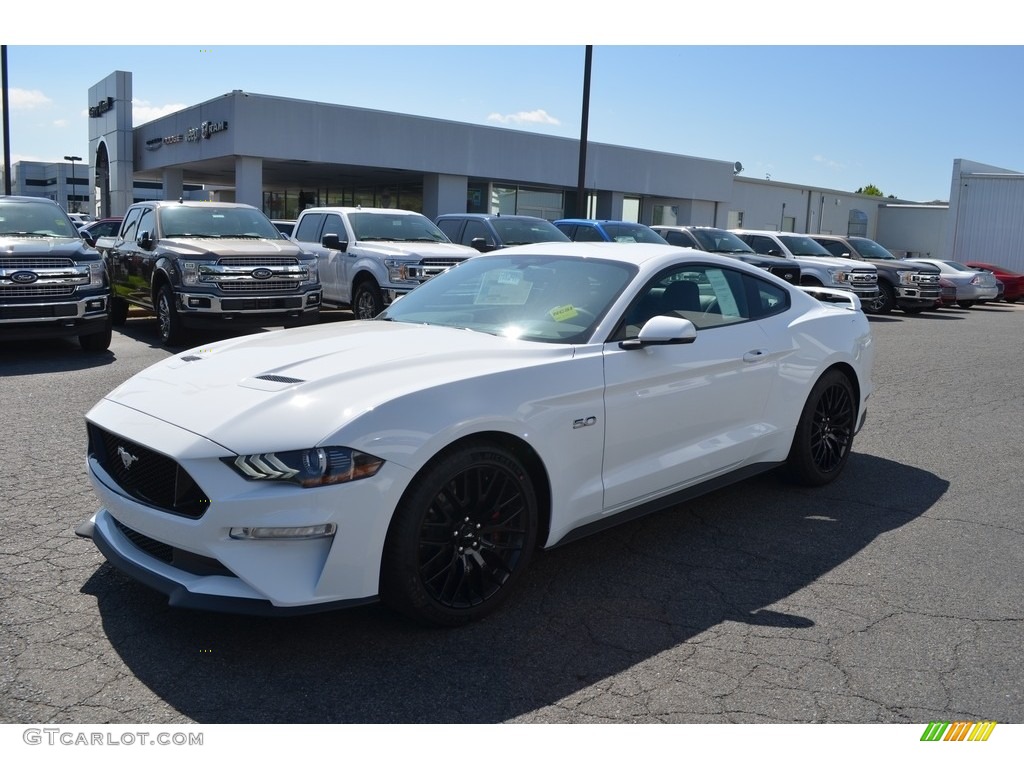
[{"left": 255, "top": 374, "right": 305, "bottom": 384}]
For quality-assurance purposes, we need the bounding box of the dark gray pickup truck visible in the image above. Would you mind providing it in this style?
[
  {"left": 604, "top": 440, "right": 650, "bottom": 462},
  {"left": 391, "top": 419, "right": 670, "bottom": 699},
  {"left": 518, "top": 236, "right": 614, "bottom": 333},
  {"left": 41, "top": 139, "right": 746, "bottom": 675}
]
[
  {"left": 0, "top": 196, "right": 111, "bottom": 351},
  {"left": 94, "top": 201, "right": 321, "bottom": 345},
  {"left": 811, "top": 235, "right": 941, "bottom": 314}
]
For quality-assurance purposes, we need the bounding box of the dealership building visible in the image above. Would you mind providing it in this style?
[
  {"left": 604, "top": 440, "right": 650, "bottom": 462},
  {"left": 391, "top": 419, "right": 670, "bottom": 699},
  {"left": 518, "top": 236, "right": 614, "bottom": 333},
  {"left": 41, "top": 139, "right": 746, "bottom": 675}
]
[{"left": 6, "top": 70, "right": 1024, "bottom": 271}]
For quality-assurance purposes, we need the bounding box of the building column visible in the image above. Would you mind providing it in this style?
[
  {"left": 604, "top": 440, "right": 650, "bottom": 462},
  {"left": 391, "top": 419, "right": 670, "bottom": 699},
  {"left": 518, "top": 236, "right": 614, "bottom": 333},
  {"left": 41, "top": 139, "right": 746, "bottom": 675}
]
[
  {"left": 162, "top": 168, "right": 184, "bottom": 201},
  {"left": 234, "top": 156, "right": 264, "bottom": 209},
  {"left": 422, "top": 173, "right": 468, "bottom": 219},
  {"left": 595, "top": 190, "right": 624, "bottom": 220}
]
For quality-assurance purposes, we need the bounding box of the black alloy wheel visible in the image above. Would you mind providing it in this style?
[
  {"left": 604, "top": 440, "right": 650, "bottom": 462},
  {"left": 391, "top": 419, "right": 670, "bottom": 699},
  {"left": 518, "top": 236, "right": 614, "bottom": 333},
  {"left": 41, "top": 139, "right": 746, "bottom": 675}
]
[
  {"left": 785, "top": 370, "right": 856, "bottom": 486},
  {"left": 381, "top": 443, "right": 538, "bottom": 626}
]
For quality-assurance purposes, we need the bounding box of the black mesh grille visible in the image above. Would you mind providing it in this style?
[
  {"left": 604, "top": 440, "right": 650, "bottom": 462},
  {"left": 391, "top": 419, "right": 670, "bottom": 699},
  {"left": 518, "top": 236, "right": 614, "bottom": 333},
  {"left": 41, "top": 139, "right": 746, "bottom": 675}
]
[
  {"left": 112, "top": 518, "right": 233, "bottom": 576},
  {"left": 89, "top": 424, "right": 210, "bottom": 518},
  {"left": 219, "top": 296, "right": 303, "bottom": 311}
]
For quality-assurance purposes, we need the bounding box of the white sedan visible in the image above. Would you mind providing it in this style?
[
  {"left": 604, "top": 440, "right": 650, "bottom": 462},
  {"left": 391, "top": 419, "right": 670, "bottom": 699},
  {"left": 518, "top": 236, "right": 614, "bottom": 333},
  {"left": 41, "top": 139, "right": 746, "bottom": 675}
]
[{"left": 78, "top": 242, "right": 874, "bottom": 625}]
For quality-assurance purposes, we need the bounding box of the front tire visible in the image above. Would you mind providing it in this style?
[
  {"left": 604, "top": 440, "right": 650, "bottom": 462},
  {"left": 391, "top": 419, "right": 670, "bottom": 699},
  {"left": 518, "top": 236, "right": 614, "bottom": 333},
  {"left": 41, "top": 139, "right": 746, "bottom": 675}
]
[
  {"left": 110, "top": 297, "right": 129, "bottom": 326},
  {"left": 380, "top": 442, "right": 538, "bottom": 626},
  {"left": 352, "top": 279, "right": 384, "bottom": 319},
  {"left": 156, "top": 284, "right": 184, "bottom": 346},
  {"left": 79, "top": 319, "right": 112, "bottom": 352},
  {"left": 866, "top": 283, "right": 894, "bottom": 315},
  {"left": 784, "top": 370, "right": 857, "bottom": 486}
]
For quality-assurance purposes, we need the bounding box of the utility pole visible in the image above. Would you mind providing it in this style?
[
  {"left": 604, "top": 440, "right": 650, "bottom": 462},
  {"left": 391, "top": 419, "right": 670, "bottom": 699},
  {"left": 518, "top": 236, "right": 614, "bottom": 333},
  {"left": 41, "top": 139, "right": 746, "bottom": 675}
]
[
  {"left": 575, "top": 46, "right": 592, "bottom": 218},
  {"left": 2, "top": 46, "right": 11, "bottom": 196}
]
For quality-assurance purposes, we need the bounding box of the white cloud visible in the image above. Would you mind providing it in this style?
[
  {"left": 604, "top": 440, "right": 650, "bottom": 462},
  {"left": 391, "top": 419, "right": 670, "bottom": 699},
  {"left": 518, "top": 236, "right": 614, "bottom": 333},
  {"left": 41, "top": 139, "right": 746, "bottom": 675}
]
[
  {"left": 486, "top": 109, "right": 561, "bottom": 126},
  {"left": 53, "top": 119, "right": 68, "bottom": 128},
  {"left": 131, "top": 99, "right": 189, "bottom": 124},
  {"left": 813, "top": 154, "right": 845, "bottom": 170},
  {"left": 9, "top": 88, "right": 52, "bottom": 110}
]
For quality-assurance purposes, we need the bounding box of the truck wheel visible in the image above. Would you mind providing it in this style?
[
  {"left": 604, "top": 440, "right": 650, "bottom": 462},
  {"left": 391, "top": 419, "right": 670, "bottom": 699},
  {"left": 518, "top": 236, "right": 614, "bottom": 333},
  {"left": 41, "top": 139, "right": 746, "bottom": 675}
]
[
  {"left": 352, "top": 279, "right": 384, "bottom": 319},
  {"left": 156, "top": 284, "right": 185, "bottom": 346},
  {"left": 79, "top": 320, "right": 112, "bottom": 352},
  {"left": 110, "top": 297, "right": 129, "bottom": 326},
  {"left": 866, "top": 283, "right": 894, "bottom": 315}
]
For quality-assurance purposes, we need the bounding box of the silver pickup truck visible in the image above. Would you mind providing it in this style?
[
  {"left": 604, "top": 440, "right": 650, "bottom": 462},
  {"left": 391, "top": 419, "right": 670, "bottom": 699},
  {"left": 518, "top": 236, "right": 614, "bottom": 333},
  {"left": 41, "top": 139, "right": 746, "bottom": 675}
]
[{"left": 291, "top": 207, "right": 478, "bottom": 319}]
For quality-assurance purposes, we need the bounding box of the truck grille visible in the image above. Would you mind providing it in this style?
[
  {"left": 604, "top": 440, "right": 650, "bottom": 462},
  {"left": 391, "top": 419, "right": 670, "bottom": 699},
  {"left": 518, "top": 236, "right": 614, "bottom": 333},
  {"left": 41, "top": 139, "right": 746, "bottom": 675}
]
[
  {"left": 0, "top": 303, "right": 77, "bottom": 319},
  {"left": 846, "top": 271, "right": 877, "bottom": 284},
  {"left": 220, "top": 296, "right": 304, "bottom": 311},
  {"left": 0, "top": 257, "right": 75, "bottom": 269},
  {"left": 768, "top": 266, "right": 799, "bottom": 284},
  {"left": 88, "top": 424, "right": 210, "bottom": 519},
  {"left": 217, "top": 257, "right": 299, "bottom": 267},
  {"left": 218, "top": 280, "right": 300, "bottom": 293},
  {"left": 911, "top": 274, "right": 940, "bottom": 284},
  {"left": 0, "top": 285, "right": 76, "bottom": 297}
]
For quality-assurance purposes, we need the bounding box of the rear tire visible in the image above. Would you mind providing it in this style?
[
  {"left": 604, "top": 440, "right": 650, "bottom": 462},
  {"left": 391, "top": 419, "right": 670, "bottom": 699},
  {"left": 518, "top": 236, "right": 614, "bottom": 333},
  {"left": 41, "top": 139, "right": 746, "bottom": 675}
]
[{"left": 784, "top": 370, "right": 857, "bottom": 487}]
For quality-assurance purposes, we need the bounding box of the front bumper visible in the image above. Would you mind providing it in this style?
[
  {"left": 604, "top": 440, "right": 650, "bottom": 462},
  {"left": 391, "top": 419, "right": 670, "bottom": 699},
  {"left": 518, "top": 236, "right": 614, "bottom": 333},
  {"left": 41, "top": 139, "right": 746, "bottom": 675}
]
[
  {"left": 0, "top": 293, "right": 109, "bottom": 339},
  {"left": 80, "top": 400, "right": 414, "bottom": 614}
]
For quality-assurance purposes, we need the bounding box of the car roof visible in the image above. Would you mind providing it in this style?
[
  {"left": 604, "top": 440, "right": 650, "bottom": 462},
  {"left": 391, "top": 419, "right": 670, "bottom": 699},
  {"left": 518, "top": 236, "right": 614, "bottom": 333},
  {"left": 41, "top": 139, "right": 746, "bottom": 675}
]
[{"left": 436, "top": 213, "right": 548, "bottom": 221}]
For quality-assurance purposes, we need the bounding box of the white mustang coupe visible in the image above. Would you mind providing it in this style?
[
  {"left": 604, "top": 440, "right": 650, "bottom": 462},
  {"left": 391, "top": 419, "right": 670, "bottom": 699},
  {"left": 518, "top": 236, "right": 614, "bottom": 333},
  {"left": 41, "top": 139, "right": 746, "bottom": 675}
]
[{"left": 78, "top": 242, "right": 873, "bottom": 626}]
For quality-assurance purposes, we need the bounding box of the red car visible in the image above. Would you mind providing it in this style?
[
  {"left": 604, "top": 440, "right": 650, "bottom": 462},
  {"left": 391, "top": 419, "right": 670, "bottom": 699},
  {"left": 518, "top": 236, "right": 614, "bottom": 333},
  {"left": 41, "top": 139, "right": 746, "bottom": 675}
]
[{"left": 965, "top": 262, "right": 1024, "bottom": 302}]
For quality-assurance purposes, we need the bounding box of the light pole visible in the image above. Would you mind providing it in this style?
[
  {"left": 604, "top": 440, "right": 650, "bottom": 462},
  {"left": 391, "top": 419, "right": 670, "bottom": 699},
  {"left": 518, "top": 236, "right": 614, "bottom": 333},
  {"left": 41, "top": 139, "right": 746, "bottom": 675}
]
[{"left": 63, "top": 154, "right": 81, "bottom": 213}]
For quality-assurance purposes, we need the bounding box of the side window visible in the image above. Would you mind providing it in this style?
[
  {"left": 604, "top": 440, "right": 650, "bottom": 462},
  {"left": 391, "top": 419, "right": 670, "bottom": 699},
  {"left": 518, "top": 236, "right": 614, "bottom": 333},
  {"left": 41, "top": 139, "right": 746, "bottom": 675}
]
[
  {"left": 573, "top": 224, "right": 604, "bottom": 242},
  {"left": 294, "top": 213, "right": 325, "bottom": 243},
  {"left": 119, "top": 207, "right": 142, "bottom": 243},
  {"left": 555, "top": 223, "right": 575, "bottom": 239},
  {"left": 744, "top": 273, "right": 790, "bottom": 319},
  {"left": 616, "top": 264, "right": 752, "bottom": 339},
  {"left": 436, "top": 219, "right": 462, "bottom": 242},
  {"left": 817, "top": 240, "right": 845, "bottom": 259},
  {"left": 663, "top": 230, "right": 695, "bottom": 248},
  {"left": 136, "top": 208, "right": 155, "bottom": 242},
  {"left": 461, "top": 219, "right": 493, "bottom": 247},
  {"left": 322, "top": 214, "right": 345, "bottom": 241},
  {"left": 746, "top": 235, "right": 775, "bottom": 255}
]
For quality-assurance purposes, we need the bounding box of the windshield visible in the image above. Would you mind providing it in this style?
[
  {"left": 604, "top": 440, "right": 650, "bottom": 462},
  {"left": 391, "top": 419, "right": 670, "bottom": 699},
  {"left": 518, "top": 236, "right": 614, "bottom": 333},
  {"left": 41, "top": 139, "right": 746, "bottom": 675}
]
[
  {"left": 350, "top": 212, "right": 449, "bottom": 243},
  {"left": 690, "top": 228, "right": 755, "bottom": 254},
  {"left": 490, "top": 218, "right": 570, "bottom": 245},
  {"left": 160, "top": 206, "right": 282, "bottom": 239},
  {"left": 378, "top": 253, "right": 637, "bottom": 344},
  {"left": 778, "top": 235, "right": 835, "bottom": 257},
  {"left": 849, "top": 237, "right": 897, "bottom": 260},
  {"left": 606, "top": 223, "right": 669, "bottom": 244},
  {"left": 0, "top": 200, "right": 80, "bottom": 238}
]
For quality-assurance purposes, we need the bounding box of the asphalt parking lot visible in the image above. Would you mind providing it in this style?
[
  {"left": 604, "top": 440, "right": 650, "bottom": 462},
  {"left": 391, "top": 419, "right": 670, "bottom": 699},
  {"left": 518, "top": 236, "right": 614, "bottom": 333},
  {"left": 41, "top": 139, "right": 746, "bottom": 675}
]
[{"left": 1, "top": 303, "right": 1021, "bottom": 725}]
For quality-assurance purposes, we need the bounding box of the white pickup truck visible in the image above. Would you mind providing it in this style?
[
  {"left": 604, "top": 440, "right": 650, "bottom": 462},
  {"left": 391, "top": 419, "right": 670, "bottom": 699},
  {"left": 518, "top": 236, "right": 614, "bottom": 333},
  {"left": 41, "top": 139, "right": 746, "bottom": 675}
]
[{"left": 292, "top": 207, "right": 478, "bottom": 318}]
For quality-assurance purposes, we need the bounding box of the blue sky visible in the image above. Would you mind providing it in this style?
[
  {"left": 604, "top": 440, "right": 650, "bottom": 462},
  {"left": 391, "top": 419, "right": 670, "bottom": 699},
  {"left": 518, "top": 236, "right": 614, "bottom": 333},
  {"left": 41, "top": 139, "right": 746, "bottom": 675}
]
[{"left": 4, "top": 8, "right": 1022, "bottom": 203}]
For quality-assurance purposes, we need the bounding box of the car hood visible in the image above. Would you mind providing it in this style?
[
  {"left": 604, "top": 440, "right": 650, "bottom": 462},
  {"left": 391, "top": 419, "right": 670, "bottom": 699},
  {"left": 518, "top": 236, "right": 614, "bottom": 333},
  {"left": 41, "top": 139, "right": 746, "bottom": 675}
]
[
  {"left": 792, "top": 255, "right": 873, "bottom": 270},
  {"left": 95, "top": 321, "right": 571, "bottom": 454},
  {"left": 353, "top": 241, "right": 476, "bottom": 259},
  {"left": 0, "top": 236, "right": 98, "bottom": 259},
  {"left": 158, "top": 237, "right": 306, "bottom": 257}
]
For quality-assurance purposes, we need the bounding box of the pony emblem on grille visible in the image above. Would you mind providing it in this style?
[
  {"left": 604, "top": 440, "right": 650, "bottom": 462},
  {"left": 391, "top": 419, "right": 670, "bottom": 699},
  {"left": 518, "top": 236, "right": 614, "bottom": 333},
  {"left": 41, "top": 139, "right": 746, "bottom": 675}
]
[{"left": 117, "top": 446, "right": 139, "bottom": 470}]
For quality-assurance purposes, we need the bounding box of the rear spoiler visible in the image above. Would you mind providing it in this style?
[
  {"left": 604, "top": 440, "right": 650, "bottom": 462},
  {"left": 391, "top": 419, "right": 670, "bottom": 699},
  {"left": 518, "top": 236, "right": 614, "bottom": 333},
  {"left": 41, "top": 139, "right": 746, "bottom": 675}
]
[{"left": 797, "top": 286, "right": 862, "bottom": 311}]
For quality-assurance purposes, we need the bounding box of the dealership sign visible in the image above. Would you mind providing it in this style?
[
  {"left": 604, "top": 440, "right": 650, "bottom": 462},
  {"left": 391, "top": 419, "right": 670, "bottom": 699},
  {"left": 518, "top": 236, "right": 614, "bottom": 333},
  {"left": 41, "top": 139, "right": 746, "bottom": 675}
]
[
  {"left": 145, "top": 121, "right": 228, "bottom": 151},
  {"left": 88, "top": 97, "right": 114, "bottom": 118}
]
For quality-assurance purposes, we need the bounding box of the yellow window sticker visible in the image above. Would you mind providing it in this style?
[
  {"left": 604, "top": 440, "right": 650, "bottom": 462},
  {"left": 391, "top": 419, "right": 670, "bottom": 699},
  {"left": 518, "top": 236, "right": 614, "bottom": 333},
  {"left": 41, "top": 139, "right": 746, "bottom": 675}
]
[{"left": 549, "top": 304, "right": 580, "bottom": 322}]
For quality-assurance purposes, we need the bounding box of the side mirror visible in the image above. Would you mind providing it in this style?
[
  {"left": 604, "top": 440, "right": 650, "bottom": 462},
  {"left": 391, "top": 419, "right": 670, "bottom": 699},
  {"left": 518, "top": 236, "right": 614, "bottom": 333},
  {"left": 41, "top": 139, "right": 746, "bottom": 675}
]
[
  {"left": 470, "top": 237, "right": 494, "bottom": 253},
  {"left": 80, "top": 231, "right": 96, "bottom": 247},
  {"left": 322, "top": 233, "right": 348, "bottom": 252},
  {"left": 619, "top": 315, "right": 698, "bottom": 349},
  {"left": 138, "top": 230, "right": 155, "bottom": 250}
]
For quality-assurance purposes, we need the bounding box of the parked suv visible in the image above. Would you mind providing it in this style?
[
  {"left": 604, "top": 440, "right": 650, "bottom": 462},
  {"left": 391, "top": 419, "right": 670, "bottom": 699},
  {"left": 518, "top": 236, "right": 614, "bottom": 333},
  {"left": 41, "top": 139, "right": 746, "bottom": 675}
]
[
  {"left": 435, "top": 213, "right": 570, "bottom": 252},
  {"left": 651, "top": 225, "right": 800, "bottom": 285},
  {"left": 0, "top": 196, "right": 111, "bottom": 351},
  {"left": 810, "top": 234, "right": 941, "bottom": 314},
  {"left": 731, "top": 229, "right": 880, "bottom": 307},
  {"left": 554, "top": 219, "right": 669, "bottom": 244},
  {"left": 93, "top": 201, "right": 320, "bottom": 345}
]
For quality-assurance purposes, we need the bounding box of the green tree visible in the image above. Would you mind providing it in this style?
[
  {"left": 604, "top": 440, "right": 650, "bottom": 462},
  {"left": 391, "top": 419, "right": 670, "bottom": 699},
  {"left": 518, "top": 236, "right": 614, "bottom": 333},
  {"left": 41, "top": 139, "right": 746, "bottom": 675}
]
[{"left": 855, "top": 184, "right": 884, "bottom": 196}]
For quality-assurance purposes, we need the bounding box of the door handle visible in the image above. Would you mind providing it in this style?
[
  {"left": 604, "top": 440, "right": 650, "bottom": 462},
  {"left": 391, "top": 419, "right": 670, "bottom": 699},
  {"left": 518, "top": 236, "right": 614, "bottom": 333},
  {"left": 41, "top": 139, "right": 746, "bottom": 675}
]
[{"left": 743, "top": 349, "right": 768, "bottom": 363}]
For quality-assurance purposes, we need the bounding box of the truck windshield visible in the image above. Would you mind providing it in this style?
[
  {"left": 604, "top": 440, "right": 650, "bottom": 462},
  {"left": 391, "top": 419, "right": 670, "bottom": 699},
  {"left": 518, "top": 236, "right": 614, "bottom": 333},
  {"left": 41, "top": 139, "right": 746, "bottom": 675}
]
[
  {"left": 778, "top": 235, "right": 834, "bottom": 257},
  {"left": 850, "top": 238, "right": 898, "bottom": 260},
  {"left": 690, "top": 228, "right": 755, "bottom": 254},
  {"left": 349, "top": 212, "right": 449, "bottom": 243},
  {"left": 160, "top": 206, "right": 281, "bottom": 239},
  {"left": 0, "top": 200, "right": 80, "bottom": 238}
]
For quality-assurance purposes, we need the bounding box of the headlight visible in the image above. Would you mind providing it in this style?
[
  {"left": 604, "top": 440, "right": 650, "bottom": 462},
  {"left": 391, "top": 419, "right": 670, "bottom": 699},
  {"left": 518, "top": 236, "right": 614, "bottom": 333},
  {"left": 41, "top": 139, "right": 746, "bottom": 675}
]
[
  {"left": 182, "top": 261, "right": 200, "bottom": 285},
  {"left": 223, "top": 446, "right": 384, "bottom": 487},
  {"left": 384, "top": 258, "right": 419, "bottom": 283},
  {"left": 827, "top": 268, "right": 849, "bottom": 284},
  {"left": 302, "top": 258, "right": 319, "bottom": 285},
  {"left": 896, "top": 270, "right": 915, "bottom": 285},
  {"left": 88, "top": 261, "right": 105, "bottom": 286}
]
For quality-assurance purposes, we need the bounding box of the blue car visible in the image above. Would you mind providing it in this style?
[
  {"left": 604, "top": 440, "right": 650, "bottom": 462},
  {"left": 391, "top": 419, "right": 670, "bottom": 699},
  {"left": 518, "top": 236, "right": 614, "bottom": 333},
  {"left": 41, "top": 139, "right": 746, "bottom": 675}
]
[{"left": 554, "top": 218, "right": 669, "bottom": 244}]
